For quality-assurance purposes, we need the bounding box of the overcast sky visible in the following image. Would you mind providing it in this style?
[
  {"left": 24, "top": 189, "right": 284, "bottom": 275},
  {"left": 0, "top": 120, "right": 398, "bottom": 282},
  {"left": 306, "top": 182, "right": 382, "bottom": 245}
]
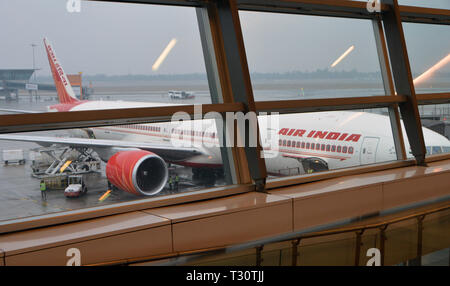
[{"left": 0, "top": 0, "right": 449, "bottom": 77}]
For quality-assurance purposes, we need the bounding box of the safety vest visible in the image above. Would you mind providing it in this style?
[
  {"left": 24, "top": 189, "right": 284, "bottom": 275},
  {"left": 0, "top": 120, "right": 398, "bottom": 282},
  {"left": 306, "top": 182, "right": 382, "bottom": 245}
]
[
  {"left": 175, "top": 176, "right": 179, "bottom": 182},
  {"left": 40, "top": 182, "right": 46, "bottom": 191}
]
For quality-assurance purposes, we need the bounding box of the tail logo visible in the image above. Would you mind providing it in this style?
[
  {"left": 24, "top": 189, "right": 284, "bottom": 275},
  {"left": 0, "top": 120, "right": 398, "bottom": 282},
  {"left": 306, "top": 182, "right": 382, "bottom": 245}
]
[{"left": 44, "top": 38, "right": 79, "bottom": 105}]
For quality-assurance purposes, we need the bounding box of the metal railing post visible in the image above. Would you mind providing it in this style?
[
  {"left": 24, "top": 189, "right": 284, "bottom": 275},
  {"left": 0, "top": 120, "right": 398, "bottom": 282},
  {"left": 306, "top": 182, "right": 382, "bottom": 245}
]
[
  {"left": 379, "top": 225, "right": 388, "bottom": 266},
  {"left": 256, "top": 245, "right": 264, "bottom": 266},
  {"left": 291, "top": 238, "right": 301, "bottom": 266},
  {"left": 354, "top": 229, "right": 365, "bottom": 266}
]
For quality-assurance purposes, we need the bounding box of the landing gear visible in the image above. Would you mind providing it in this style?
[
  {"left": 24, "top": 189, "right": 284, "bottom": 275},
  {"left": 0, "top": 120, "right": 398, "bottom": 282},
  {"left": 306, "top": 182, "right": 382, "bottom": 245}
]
[
  {"left": 301, "top": 158, "right": 329, "bottom": 174},
  {"left": 107, "top": 180, "right": 116, "bottom": 191}
]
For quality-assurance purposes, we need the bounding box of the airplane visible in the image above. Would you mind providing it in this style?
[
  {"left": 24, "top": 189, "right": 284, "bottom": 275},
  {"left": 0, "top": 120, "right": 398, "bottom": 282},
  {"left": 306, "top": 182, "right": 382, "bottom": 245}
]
[{"left": 0, "top": 38, "right": 449, "bottom": 196}]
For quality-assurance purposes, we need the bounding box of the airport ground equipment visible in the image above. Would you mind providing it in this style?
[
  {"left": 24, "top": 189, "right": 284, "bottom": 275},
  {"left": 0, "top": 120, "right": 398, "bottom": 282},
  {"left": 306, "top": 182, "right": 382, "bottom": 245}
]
[
  {"left": 168, "top": 91, "right": 195, "bottom": 100},
  {"left": 64, "top": 175, "right": 88, "bottom": 198},
  {"left": 30, "top": 146, "right": 101, "bottom": 177},
  {"left": 41, "top": 174, "right": 69, "bottom": 190},
  {"left": 2, "top": 149, "right": 25, "bottom": 165}
]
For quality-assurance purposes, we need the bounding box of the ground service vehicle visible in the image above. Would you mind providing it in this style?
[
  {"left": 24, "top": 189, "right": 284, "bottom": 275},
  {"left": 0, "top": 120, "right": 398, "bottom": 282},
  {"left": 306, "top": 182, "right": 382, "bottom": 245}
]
[{"left": 64, "top": 175, "right": 88, "bottom": 198}]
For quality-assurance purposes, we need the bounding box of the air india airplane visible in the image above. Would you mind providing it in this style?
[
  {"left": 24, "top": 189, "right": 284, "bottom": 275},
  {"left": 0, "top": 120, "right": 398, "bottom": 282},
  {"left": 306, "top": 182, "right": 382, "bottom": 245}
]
[{"left": 0, "top": 38, "right": 449, "bottom": 196}]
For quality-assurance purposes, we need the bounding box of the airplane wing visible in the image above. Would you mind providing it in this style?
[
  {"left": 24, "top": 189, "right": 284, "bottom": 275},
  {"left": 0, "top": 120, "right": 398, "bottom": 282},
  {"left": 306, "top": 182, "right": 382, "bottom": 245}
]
[{"left": 0, "top": 134, "right": 203, "bottom": 162}]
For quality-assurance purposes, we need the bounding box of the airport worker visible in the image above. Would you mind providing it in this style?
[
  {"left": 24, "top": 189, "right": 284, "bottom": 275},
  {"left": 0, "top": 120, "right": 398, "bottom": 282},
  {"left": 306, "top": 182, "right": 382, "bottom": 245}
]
[
  {"left": 168, "top": 176, "right": 173, "bottom": 190},
  {"left": 175, "top": 175, "right": 180, "bottom": 190},
  {"left": 40, "top": 180, "right": 47, "bottom": 200}
]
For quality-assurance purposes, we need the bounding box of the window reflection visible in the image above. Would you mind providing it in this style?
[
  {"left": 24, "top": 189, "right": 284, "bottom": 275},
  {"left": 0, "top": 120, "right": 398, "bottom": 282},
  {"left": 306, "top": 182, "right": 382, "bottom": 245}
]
[
  {"left": 240, "top": 11, "right": 384, "bottom": 101},
  {"left": 403, "top": 23, "right": 450, "bottom": 94}
]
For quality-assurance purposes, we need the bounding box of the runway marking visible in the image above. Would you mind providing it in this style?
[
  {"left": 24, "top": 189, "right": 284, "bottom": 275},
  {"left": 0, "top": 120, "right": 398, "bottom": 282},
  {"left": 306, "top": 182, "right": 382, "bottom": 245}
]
[
  {"left": 19, "top": 196, "right": 72, "bottom": 211},
  {"left": 98, "top": 190, "right": 112, "bottom": 202}
]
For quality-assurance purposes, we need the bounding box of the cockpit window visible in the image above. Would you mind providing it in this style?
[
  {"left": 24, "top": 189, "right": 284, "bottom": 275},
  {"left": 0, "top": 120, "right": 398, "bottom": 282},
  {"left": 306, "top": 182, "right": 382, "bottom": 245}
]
[
  {"left": 426, "top": 147, "right": 431, "bottom": 154},
  {"left": 442, "top": 146, "right": 450, "bottom": 153}
]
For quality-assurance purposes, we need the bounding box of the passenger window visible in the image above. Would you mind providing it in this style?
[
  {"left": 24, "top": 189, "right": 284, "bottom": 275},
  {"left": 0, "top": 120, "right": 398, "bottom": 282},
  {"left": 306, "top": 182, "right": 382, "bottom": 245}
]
[{"left": 432, "top": 146, "right": 442, "bottom": 154}]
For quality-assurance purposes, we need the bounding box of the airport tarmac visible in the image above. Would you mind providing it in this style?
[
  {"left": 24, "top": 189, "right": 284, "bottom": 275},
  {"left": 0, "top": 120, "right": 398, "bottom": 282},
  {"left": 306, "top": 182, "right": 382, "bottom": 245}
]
[{"left": 0, "top": 134, "right": 224, "bottom": 223}]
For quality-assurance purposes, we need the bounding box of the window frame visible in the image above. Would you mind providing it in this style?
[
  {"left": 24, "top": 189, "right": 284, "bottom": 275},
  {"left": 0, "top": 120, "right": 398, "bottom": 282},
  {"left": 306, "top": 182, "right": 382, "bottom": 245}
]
[{"left": 1, "top": 0, "right": 450, "bottom": 234}]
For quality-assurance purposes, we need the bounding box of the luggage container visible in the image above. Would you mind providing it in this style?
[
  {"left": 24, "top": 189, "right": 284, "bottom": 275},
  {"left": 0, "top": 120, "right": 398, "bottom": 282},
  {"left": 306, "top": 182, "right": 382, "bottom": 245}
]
[{"left": 2, "top": 149, "right": 25, "bottom": 165}]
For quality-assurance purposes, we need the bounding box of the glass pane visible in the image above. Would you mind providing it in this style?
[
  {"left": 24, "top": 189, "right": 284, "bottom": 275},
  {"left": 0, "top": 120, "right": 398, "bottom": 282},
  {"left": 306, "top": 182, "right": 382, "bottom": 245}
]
[
  {"left": 258, "top": 108, "right": 396, "bottom": 179},
  {"left": 403, "top": 23, "right": 450, "bottom": 94},
  {"left": 418, "top": 104, "right": 450, "bottom": 156},
  {"left": 0, "top": 116, "right": 232, "bottom": 222},
  {"left": 398, "top": 0, "right": 449, "bottom": 10},
  {"left": 239, "top": 11, "right": 385, "bottom": 101},
  {"left": 0, "top": 0, "right": 212, "bottom": 116}
]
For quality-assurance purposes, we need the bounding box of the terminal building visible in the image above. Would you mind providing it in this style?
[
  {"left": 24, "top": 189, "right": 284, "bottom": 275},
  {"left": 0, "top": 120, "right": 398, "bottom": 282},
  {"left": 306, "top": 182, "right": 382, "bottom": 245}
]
[
  {"left": 0, "top": 69, "right": 92, "bottom": 101},
  {"left": 0, "top": 0, "right": 449, "bottom": 267},
  {"left": 0, "top": 69, "right": 37, "bottom": 100}
]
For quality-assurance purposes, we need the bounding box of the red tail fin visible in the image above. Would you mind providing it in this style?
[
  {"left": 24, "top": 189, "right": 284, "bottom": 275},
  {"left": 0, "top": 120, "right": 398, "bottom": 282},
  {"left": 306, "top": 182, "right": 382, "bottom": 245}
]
[{"left": 43, "top": 38, "right": 79, "bottom": 104}]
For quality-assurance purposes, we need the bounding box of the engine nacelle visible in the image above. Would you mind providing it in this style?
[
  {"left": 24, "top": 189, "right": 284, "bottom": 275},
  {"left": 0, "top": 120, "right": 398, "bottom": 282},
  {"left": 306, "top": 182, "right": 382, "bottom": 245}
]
[{"left": 106, "top": 150, "right": 168, "bottom": 196}]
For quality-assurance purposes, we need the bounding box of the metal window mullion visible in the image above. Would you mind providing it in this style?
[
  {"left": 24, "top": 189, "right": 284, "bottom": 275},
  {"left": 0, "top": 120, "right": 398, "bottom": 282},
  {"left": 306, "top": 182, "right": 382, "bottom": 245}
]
[
  {"left": 381, "top": 0, "right": 426, "bottom": 165},
  {"left": 254, "top": 95, "right": 407, "bottom": 114},
  {"left": 0, "top": 103, "right": 245, "bottom": 133},
  {"left": 417, "top": 93, "right": 450, "bottom": 105},
  {"left": 197, "top": 7, "right": 237, "bottom": 185},
  {"left": 235, "top": 1, "right": 450, "bottom": 25},
  {"left": 205, "top": 0, "right": 267, "bottom": 190},
  {"left": 198, "top": 3, "right": 252, "bottom": 185},
  {"left": 372, "top": 18, "right": 407, "bottom": 160}
]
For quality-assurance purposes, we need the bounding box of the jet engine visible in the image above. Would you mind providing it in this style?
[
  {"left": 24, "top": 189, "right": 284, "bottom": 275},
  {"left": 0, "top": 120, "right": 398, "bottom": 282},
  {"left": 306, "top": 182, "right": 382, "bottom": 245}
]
[{"left": 106, "top": 150, "right": 168, "bottom": 196}]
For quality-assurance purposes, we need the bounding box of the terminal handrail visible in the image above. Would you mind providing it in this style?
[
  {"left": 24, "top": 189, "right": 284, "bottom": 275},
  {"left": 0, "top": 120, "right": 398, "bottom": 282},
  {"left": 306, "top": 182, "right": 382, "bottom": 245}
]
[{"left": 116, "top": 196, "right": 450, "bottom": 266}]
